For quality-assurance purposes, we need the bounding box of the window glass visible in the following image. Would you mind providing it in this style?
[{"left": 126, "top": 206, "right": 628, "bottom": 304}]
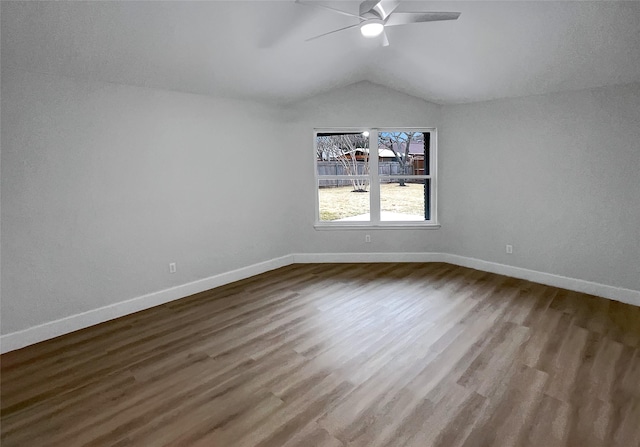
[
  {"left": 315, "top": 129, "right": 436, "bottom": 226},
  {"left": 318, "top": 182, "right": 370, "bottom": 222},
  {"left": 380, "top": 178, "right": 429, "bottom": 221}
]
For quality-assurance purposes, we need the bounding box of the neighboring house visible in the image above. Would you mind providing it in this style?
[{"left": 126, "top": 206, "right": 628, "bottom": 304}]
[
  {"left": 319, "top": 147, "right": 403, "bottom": 162},
  {"left": 333, "top": 147, "right": 415, "bottom": 162},
  {"left": 377, "top": 148, "right": 400, "bottom": 162}
]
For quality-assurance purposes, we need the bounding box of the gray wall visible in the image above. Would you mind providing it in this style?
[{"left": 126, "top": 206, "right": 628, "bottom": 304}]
[
  {"left": 439, "top": 83, "right": 640, "bottom": 291},
  {"left": 284, "top": 80, "right": 639, "bottom": 292},
  {"left": 2, "top": 73, "right": 639, "bottom": 337},
  {"left": 283, "top": 81, "right": 447, "bottom": 255},
  {"left": 1, "top": 69, "right": 289, "bottom": 334}
]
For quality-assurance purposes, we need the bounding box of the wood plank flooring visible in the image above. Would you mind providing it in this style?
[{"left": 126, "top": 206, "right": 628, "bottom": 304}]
[{"left": 1, "top": 262, "right": 639, "bottom": 447}]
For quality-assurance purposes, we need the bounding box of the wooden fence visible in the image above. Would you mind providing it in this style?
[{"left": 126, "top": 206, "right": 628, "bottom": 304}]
[{"left": 318, "top": 161, "right": 415, "bottom": 188}]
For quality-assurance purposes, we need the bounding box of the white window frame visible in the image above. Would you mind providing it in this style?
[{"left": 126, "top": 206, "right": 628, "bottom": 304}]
[{"left": 314, "top": 127, "right": 439, "bottom": 230}]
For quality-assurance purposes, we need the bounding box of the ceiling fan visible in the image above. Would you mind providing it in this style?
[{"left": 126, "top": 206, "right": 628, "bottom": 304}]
[{"left": 296, "top": 0, "right": 461, "bottom": 47}]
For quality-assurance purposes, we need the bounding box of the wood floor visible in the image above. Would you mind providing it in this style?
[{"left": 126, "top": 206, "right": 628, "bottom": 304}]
[{"left": 1, "top": 263, "right": 639, "bottom": 447}]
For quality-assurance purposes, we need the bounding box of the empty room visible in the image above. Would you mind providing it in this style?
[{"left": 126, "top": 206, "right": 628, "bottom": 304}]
[{"left": 1, "top": 1, "right": 639, "bottom": 446}]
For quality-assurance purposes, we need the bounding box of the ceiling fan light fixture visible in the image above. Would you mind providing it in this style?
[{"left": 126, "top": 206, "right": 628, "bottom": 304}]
[{"left": 360, "top": 19, "right": 384, "bottom": 38}]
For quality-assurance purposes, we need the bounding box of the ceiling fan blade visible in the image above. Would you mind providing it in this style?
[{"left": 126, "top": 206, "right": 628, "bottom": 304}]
[
  {"left": 296, "top": 0, "right": 366, "bottom": 20},
  {"left": 385, "top": 11, "right": 461, "bottom": 27},
  {"left": 305, "top": 23, "right": 361, "bottom": 42},
  {"left": 381, "top": 29, "right": 390, "bottom": 47},
  {"left": 374, "top": 0, "right": 400, "bottom": 20}
]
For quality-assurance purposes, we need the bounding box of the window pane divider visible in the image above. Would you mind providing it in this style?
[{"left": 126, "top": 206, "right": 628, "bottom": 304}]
[
  {"left": 369, "top": 129, "right": 380, "bottom": 224},
  {"left": 380, "top": 175, "right": 431, "bottom": 179}
]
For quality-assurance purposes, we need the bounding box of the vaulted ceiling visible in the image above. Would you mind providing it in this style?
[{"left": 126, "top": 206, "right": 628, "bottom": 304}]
[{"left": 2, "top": 1, "right": 639, "bottom": 105}]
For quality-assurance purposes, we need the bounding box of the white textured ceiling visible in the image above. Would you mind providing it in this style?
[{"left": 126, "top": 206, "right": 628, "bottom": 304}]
[{"left": 2, "top": 1, "right": 639, "bottom": 105}]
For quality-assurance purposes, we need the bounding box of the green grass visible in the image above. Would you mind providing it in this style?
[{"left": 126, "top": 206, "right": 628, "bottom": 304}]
[{"left": 318, "top": 183, "right": 425, "bottom": 221}]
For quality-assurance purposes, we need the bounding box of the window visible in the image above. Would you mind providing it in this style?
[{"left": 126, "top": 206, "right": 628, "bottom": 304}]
[{"left": 315, "top": 128, "right": 438, "bottom": 228}]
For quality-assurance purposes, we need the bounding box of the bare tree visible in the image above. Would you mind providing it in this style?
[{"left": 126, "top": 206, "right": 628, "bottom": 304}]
[
  {"left": 379, "top": 132, "right": 420, "bottom": 186},
  {"left": 317, "top": 134, "right": 370, "bottom": 192}
]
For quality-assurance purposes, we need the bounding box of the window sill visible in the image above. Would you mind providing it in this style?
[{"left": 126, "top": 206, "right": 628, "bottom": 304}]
[{"left": 314, "top": 223, "right": 441, "bottom": 231}]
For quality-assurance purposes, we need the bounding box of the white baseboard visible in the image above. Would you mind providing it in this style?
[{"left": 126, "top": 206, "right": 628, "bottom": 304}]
[
  {"left": 0, "top": 255, "right": 294, "bottom": 354},
  {"left": 293, "top": 252, "right": 640, "bottom": 306},
  {"left": 2, "top": 252, "right": 638, "bottom": 354},
  {"left": 440, "top": 253, "right": 640, "bottom": 308},
  {"left": 292, "top": 252, "right": 444, "bottom": 263}
]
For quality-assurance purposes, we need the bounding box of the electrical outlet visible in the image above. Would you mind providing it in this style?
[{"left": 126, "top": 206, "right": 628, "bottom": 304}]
[
  {"left": 169, "top": 262, "right": 177, "bottom": 273},
  {"left": 506, "top": 245, "right": 513, "bottom": 254},
  {"left": 365, "top": 234, "right": 371, "bottom": 243}
]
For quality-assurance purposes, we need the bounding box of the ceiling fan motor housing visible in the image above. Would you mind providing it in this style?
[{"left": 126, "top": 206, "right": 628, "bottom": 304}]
[{"left": 359, "top": 2, "right": 385, "bottom": 38}]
